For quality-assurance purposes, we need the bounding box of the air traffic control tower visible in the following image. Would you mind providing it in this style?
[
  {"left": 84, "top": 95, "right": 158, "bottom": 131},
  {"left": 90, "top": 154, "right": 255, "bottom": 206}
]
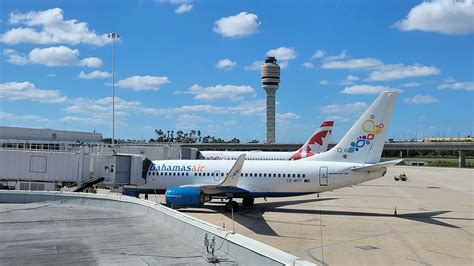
[{"left": 261, "top": 56, "right": 280, "bottom": 144}]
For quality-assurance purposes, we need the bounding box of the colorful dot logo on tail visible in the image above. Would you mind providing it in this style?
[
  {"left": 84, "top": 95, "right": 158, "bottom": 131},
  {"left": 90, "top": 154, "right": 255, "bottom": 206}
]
[{"left": 337, "top": 115, "right": 384, "bottom": 159}]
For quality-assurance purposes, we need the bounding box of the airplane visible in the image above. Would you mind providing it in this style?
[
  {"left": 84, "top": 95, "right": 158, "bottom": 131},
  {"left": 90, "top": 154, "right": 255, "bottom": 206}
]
[
  {"left": 130, "top": 91, "right": 401, "bottom": 211},
  {"left": 200, "top": 120, "right": 334, "bottom": 161}
]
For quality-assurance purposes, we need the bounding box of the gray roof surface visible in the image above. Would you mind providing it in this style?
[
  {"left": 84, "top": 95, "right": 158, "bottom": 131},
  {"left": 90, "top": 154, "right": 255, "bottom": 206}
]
[{"left": 0, "top": 202, "right": 235, "bottom": 265}]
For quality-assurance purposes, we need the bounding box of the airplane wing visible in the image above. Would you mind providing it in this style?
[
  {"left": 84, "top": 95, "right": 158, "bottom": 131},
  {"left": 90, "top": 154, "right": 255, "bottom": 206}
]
[
  {"left": 351, "top": 159, "right": 403, "bottom": 172},
  {"left": 180, "top": 154, "right": 248, "bottom": 196}
]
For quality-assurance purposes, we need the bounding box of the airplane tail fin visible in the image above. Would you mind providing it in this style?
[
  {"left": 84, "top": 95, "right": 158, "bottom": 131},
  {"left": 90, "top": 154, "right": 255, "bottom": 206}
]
[
  {"left": 304, "top": 91, "right": 398, "bottom": 164},
  {"left": 289, "top": 120, "right": 333, "bottom": 160}
]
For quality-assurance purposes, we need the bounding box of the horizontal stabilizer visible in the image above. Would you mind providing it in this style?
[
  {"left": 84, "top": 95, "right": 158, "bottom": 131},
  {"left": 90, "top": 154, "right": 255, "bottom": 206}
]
[{"left": 351, "top": 159, "right": 403, "bottom": 172}]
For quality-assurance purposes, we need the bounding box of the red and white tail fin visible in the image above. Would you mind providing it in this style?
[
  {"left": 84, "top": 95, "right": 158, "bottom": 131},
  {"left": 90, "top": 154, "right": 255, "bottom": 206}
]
[{"left": 289, "top": 120, "right": 334, "bottom": 160}]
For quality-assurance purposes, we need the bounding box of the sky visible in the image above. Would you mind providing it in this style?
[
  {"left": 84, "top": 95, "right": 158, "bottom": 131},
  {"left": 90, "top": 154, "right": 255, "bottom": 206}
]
[{"left": 0, "top": 0, "right": 473, "bottom": 143}]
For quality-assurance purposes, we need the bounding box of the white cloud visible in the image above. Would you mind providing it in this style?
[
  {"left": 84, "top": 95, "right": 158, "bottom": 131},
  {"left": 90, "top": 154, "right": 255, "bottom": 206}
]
[
  {"left": 179, "top": 84, "right": 254, "bottom": 100},
  {"left": 47, "top": 74, "right": 56, "bottom": 78},
  {"left": 29, "top": 46, "right": 79, "bottom": 66},
  {"left": 321, "top": 102, "right": 368, "bottom": 114},
  {"left": 0, "top": 111, "right": 48, "bottom": 122},
  {"left": 3, "top": 48, "right": 28, "bottom": 65},
  {"left": 404, "top": 94, "right": 439, "bottom": 104},
  {"left": 1, "top": 8, "right": 110, "bottom": 46},
  {"left": 244, "top": 60, "right": 263, "bottom": 71},
  {"left": 0, "top": 81, "right": 67, "bottom": 103},
  {"left": 79, "top": 57, "right": 102, "bottom": 68},
  {"left": 276, "top": 112, "right": 300, "bottom": 121},
  {"left": 321, "top": 58, "right": 383, "bottom": 69},
  {"left": 393, "top": 1, "right": 474, "bottom": 35},
  {"left": 339, "top": 75, "right": 360, "bottom": 85},
  {"left": 59, "top": 116, "right": 107, "bottom": 125},
  {"left": 116, "top": 75, "right": 170, "bottom": 91},
  {"left": 324, "top": 115, "right": 349, "bottom": 123},
  {"left": 266, "top": 47, "right": 296, "bottom": 61},
  {"left": 437, "top": 81, "right": 474, "bottom": 91},
  {"left": 4, "top": 46, "right": 102, "bottom": 68},
  {"left": 213, "top": 12, "right": 260, "bottom": 38},
  {"left": 400, "top": 81, "right": 423, "bottom": 87},
  {"left": 346, "top": 75, "right": 359, "bottom": 82},
  {"left": 311, "top": 49, "right": 326, "bottom": 59},
  {"left": 341, "top": 84, "right": 400, "bottom": 95},
  {"left": 176, "top": 114, "right": 210, "bottom": 130},
  {"left": 64, "top": 97, "right": 143, "bottom": 121},
  {"left": 266, "top": 47, "right": 296, "bottom": 69},
  {"left": 319, "top": 80, "right": 328, "bottom": 85},
  {"left": 323, "top": 50, "right": 348, "bottom": 62},
  {"left": 216, "top": 58, "right": 236, "bottom": 70},
  {"left": 302, "top": 62, "right": 314, "bottom": 69},
  {"left": 175, "top": 4, "right": 193, "bottom": 14},
  {"left": 78, "top": 70, "right": 112, "bottom": 80},
  {"left": 368, "top": 64, "right": 440, "bottom": 81}
]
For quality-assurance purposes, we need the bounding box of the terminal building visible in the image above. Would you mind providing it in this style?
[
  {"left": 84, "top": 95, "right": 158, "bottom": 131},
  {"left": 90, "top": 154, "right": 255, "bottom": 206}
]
[
  {"left": 0, "top": 126, "right": 184, "bottom": 192},
  {"left": 0, "top": 126, "right": 102, "bottom": 151}
]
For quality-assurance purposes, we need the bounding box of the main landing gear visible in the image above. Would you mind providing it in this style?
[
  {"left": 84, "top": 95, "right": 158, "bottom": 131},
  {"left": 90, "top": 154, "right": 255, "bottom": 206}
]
[
  {"left": 242, "top": 197, "right": 254, "bottom": 207},
  {"left": 225, "top": 197, "right": 255, "bottom": 211},
  {"left": 225, "top": 200, "right": 239, "bottom": 212}
]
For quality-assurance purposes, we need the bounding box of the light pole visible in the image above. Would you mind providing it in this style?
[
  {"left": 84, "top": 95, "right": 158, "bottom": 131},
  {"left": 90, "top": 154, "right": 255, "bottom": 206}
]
[{"left": 108, "top": 32, "right": 120, "bottom": 148}]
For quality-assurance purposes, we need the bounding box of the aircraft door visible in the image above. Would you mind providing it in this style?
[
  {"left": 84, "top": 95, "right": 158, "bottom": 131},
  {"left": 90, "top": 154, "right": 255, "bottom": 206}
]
[
  {"left": 319, "top": 166, "right": 328, "bottom": 186},
  {"left": 214, "top": 170, "right": 222, "bottom": 182}
]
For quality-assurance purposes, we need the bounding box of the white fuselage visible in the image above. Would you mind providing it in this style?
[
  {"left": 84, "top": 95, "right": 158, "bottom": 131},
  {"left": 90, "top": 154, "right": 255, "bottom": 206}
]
[
  {"left": 201, "top": 150, "right": 294, "bottom": 161},
  {"left": 143, "top": 160, "right": 385, "bottom": 197}
]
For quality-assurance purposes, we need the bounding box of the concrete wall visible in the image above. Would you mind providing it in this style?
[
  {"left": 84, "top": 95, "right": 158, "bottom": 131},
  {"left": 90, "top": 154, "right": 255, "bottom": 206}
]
[{"left": 0, "top": 191, "right": 314, "bottom": 266}]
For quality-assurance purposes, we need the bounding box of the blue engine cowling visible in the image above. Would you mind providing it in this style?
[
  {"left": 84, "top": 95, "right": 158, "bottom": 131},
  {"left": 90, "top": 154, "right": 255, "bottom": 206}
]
[{"left": 165, "top": 187, "right": 204, "bottom": 208}]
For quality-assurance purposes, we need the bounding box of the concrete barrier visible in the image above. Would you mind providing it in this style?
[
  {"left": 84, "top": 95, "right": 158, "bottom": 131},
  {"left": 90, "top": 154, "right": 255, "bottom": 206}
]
[{"left": 0, "top": 191, "right": 314, "bottom": 266}]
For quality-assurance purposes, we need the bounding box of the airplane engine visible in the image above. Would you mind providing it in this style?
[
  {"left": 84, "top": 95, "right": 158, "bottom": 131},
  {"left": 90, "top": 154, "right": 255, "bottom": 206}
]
[{"left": 165, "top": 187, "right": 205, "bottom": 208}]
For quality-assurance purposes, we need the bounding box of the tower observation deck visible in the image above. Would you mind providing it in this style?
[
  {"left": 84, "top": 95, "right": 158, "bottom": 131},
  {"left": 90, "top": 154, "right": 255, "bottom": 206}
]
[{"left": 261, "top": 57, "right": 280, "bottom": 143}]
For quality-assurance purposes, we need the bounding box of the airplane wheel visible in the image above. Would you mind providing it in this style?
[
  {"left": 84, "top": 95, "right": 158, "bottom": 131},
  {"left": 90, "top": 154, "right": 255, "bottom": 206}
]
[
  {"left": 226, "top": 200, "right": 239, "bottom": 212},
  {"left": 242, "top": 197, "right": 254, "bottom": 207}
]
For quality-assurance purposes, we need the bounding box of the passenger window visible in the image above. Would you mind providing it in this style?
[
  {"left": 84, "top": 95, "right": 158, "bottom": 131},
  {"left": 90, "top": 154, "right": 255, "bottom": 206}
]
[
  {"left": 207, "top": 173, "right": 210, "bottom": 176},
  {"left": 194, "top": 173, "right": 197, "bottom": 176},
  {"left": 292, "top": 174, "right": 296, "bottom": 178},
  {"left": 283, "top": 174, "right": 285, "bottom": 177},
  {"left": 302, "top": 174, "right": 305, "bottom": 178},
  {"left": 278, "top": 174, "right": 281, "bottom": 177},
  {"left": 297, "top": 174, "right": 300, "bottom": 178},
  {"left": 259, "top": 173, "right": 262, "bottom": 177},
  {"left": 273, "top": 173, "right": 276, "bottom": 177},
  {"left": 263, "top": 173, "right": 267, "bottom": 177},
  {"left": 211, "top": 173, "right": 214, "bottom": 176},
  {"left": 186, "top": 173, "right": 189, "bottom": 176},
  {"left": 249, "top": 173, "right": 253, "bottom": 177}
]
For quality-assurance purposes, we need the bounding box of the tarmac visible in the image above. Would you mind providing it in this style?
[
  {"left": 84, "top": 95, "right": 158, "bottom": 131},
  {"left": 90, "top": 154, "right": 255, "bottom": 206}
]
[
  {"left": 145, "top": 166, "right": 474, "bottom": 265},
  {"left": 0, "top": 202, "right": 236, "bottom": 265}
]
